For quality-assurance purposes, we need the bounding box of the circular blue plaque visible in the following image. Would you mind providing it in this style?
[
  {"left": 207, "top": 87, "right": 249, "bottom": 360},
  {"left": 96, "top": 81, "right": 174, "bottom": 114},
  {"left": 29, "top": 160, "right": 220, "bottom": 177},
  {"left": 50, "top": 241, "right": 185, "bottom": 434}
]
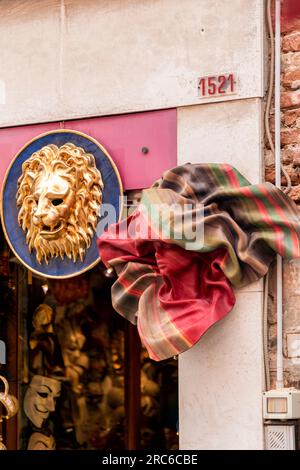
[{"left": 1, "top": 129, "right": 123, "bottom": 278}]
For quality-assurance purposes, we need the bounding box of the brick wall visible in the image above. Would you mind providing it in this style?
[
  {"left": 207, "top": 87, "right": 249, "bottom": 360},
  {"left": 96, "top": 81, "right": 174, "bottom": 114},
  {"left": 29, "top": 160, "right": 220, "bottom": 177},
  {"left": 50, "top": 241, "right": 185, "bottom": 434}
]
[
  {"left": 265, "top": 19, "right": 300, "bottom": 201},
  {"left": 266, "top": 18, "right": 300, "bottom": 390}
]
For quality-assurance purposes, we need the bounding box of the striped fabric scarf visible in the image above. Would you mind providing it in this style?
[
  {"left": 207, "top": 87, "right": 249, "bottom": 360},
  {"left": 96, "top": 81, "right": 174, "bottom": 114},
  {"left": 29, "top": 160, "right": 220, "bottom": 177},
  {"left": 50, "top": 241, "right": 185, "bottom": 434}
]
[{"left": 98, "top": 163, "right": 300, "bottom": 361}]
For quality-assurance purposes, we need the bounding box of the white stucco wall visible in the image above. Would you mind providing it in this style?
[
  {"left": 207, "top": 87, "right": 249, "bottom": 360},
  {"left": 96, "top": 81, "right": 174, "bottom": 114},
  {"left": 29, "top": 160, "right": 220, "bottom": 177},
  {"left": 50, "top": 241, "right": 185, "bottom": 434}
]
[
  {"left": 0, "top": 0, "right": 264, "bottom": 126},
  {"left": 177, "top": 100, "right": 264, "bottom": 449}
]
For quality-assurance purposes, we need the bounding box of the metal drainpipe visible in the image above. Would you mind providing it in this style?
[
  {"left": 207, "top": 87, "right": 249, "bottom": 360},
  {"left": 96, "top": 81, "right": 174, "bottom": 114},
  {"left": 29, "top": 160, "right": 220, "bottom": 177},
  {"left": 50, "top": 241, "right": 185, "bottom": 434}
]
[{"left": 275, "top": 0, "right": 284, "bottom": 390}]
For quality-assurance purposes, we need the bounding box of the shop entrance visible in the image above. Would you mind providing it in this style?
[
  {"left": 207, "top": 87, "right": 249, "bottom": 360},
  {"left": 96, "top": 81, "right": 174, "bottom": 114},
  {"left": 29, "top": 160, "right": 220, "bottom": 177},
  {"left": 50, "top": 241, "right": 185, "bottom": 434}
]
[
  {"left": 0, "top": 110, "right": 178, "bottom": 451},
  {"left": 0, "top": 229, "right": 178, "bottom": 450}
]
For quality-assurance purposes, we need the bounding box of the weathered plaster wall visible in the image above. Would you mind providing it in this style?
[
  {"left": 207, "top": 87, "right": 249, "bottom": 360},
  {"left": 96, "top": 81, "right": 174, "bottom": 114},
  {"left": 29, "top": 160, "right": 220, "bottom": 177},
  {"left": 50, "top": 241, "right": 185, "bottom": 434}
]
[{"left": 0, "top": 0, "right": 264, "bottom": 126}]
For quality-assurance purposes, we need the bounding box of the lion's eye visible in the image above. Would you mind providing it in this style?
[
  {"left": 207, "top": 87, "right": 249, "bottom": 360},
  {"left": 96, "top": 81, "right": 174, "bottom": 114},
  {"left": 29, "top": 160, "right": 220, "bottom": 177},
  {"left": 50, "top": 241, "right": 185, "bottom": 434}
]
[{"left": 51, "top": 199, "right": 63, "bottom": 206}]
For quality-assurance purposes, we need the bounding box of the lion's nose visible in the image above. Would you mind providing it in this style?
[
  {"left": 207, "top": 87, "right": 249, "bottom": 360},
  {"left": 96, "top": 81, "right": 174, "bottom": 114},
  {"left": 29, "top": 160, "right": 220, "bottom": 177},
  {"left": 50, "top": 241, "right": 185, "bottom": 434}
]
[
  {"left": 33, "top": 208, "right": 48, "bottom": 226},
  {"left": 32, "top": 213, "right": 43, "bottom": 226},
  {"left": 34, "top": 210, "right": 44, "bottom": 219},
  {"left": 34, "top": 197, "right": 49, "bottom": 222}
]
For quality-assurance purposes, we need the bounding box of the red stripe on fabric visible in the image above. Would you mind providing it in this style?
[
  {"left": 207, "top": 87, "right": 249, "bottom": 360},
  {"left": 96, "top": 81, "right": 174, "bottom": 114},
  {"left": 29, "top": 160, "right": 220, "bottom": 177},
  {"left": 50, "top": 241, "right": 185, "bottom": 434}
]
[
  {"left": 222, "top": 163, "right": 240, "bottom": 188},
  {"left": 259, "top": 185, "right": 300, "bottom": 256},
  {"left": 118, "top": 273, "right": 145, "bottom": 297},
  {"left": 218, "top": 248, "right": 230, "bottom": 272},
  {"left": 239, "top": 186, "right": 283, "bottom": 253},
  {"left": 156, "top": 247, "right": 197, "bottom": 348}
]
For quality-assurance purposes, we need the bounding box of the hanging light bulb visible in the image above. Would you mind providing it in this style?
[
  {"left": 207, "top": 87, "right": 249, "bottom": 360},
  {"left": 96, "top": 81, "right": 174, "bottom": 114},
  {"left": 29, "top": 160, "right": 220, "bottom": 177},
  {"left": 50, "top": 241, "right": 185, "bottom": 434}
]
[
  {"left": 103, "top": 267, "right": 115, "bottom": 278},
  {"left": 41, "top": 283, "right": 49, "bottom": 295}
]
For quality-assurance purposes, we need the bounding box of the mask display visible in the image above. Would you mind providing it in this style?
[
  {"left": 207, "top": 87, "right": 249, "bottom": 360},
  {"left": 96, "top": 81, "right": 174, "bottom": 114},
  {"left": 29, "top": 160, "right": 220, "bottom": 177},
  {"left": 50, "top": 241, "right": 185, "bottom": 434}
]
[
  {"left": 0, "top": 438, "right": 7, "bottom": 451},
  {"left": 17, "top": 143, "right": 103, "bottom": 264},
  {"left": 17, "top": 269, "right": 178, "bottom": 450},
  {"left": 58, "top": 319, "right": 89, "bottom": 394},
  {"left": 23, "top": 375, "right": 61, "bottom": 428},
  {"left": 29, "top": 304, "right": 64, "bottom": 377},
  {"left": 27, "top": 432, "right": 55, "bottom": 450},
  {"left": 55, "top": 314, "right": 89, "bottom": 445},
  {"left": 31, "top": 304, "right": 54, "bottom": 333}
]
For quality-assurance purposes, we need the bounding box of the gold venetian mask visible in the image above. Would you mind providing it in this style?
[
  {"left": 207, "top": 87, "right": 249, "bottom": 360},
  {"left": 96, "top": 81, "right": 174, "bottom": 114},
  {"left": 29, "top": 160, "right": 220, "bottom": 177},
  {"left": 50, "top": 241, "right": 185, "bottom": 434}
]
[{"left": 16, "top": 143, "right": 103, "bottom": 264}]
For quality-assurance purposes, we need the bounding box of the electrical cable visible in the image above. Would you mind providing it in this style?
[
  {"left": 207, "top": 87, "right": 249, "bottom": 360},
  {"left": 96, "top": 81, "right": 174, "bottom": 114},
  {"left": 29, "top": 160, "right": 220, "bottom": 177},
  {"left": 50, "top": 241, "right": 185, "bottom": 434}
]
[
  {"left": 265, "top": 0, "right": 292, "bottom": 195},
  {"left": 263, "top": 271, "right": 271, "bottom": 391}
]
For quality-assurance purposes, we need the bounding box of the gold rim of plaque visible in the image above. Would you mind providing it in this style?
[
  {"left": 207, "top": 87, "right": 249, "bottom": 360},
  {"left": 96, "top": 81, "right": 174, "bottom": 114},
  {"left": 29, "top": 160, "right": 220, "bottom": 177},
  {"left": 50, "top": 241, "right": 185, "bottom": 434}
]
[{"left": 0, "top": 129, "right": 124, "bottom": 279}]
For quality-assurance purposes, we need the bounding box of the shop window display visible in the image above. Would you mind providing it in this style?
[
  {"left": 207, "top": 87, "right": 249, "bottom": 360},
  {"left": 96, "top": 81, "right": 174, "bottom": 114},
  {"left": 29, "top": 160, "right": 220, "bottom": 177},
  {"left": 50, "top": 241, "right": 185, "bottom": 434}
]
[{"left": 0, "top": 231, "right": 178, "bottom": 450}]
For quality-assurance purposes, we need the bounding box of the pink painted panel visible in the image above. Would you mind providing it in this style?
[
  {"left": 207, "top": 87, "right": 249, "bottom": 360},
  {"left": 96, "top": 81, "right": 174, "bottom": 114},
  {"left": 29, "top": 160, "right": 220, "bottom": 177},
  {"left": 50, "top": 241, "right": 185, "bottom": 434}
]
[{"left": 0, "top": 109, "right": 177, "bottom": 191}]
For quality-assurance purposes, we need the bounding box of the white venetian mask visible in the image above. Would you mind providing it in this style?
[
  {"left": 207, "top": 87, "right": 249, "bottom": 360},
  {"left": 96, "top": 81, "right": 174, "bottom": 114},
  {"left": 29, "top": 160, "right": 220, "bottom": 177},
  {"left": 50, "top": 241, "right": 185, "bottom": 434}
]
[{"left": 23, "top": 375, "right": 61, "bottom": 428}]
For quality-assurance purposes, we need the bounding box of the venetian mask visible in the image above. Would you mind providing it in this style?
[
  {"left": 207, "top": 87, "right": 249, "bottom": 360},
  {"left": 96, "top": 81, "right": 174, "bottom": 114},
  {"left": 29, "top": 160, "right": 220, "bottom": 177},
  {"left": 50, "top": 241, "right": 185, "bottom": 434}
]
[
  {"left": 0, "top": 437, "right": 6, "bottom": 451},
  {"left": 23, "top": 375, "right": 61, "bottom": 428},
  {"left": 57, "top": 321, "right": 89, "bottom": 393},
  {"left": 32, "top": 304, "right": 54, "bottom": 333},
  {"left": 27, "top": 432, "right": 56, "bottom": 450},
  {"left": 17, "top": 143, "right": 103, "bottom": 264},
  {"left": 61, "top": 325, "right": 88, "bottom": 369}
]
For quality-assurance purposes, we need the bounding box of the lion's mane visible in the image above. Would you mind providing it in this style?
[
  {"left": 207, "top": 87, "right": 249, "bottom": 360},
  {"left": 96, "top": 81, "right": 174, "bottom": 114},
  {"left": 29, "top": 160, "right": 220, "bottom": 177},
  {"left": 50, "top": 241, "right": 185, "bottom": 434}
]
[{"left": 17, "top": 143, "right": 103, "bottom": 264}]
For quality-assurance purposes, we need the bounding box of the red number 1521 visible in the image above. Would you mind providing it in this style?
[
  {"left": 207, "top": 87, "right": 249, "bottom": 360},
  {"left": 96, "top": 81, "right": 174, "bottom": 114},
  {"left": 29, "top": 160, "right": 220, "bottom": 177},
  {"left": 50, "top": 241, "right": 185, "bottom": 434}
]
[{"left": 198, "top": 73, "right": 236, "bottom": 97}]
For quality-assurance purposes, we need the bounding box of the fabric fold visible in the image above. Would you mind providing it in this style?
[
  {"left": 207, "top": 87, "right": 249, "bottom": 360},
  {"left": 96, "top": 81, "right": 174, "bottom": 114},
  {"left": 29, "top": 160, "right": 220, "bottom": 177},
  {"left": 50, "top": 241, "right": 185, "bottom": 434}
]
[{"left": 98, "top": 163, "right": 300, "bottom": 360}]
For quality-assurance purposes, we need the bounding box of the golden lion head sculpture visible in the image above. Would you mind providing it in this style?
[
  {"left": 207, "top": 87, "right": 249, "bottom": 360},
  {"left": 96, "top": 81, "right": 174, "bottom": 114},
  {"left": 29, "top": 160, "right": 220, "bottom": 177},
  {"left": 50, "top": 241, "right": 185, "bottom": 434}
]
[{"left": 17, "top": 143, "right": 103, "bottom": 264}]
